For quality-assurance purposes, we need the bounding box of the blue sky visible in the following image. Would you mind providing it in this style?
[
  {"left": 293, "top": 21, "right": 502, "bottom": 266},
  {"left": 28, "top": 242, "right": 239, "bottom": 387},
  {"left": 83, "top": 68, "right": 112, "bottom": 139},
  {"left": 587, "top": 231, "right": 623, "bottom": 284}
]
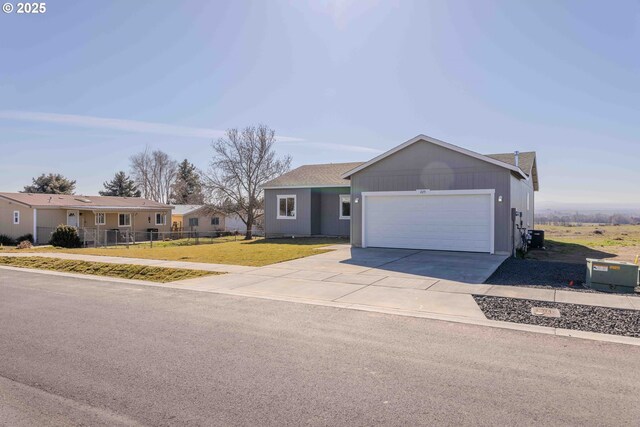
[{"left": 1, "top": 0, "right": 639, "bottom": 206}]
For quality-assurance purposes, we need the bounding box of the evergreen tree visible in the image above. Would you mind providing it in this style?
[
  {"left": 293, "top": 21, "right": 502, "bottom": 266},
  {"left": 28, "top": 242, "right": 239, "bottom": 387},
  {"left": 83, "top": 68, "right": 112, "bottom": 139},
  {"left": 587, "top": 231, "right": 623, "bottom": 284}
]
[
  {"left": 171, "top": 159, "right": 204, "bottom": 204},
  {"left": 99, "top": 171, "right": 141, "bottom": 197},
  {"left": 23, "top": 173, "right": 76, "bottom": 194}
]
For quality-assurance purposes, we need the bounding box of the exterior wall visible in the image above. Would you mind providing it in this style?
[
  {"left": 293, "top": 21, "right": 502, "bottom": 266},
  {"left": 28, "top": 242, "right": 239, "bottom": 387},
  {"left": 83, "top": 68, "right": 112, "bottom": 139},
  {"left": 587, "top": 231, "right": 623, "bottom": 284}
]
[
  {"left": 264, "top": 188, "right": 312, "bottom": 237},
  {"left": 0, "top": 198, "right": 34, "bottom": 240},
  {"left": 181, "top": 211, "right": 226, "bottom": 233},
  {"left": 510, "top": 174, "right": 535, "bottom": 250},
  {"left": 316, "top": 188, "right": 351, "bottom": 236},
  {"left": 264, "top": 187, "right": 351, "bottom": 237},
  {"left": 350, "top": 141, "right": 514, "bottom": 253}
]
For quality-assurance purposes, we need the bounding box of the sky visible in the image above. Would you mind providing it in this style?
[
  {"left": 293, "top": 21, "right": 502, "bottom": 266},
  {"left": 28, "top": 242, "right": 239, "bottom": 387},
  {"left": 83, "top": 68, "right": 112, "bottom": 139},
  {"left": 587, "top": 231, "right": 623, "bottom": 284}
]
[{"left": 0, "top": 0, "right": 639, "bottom": 207}]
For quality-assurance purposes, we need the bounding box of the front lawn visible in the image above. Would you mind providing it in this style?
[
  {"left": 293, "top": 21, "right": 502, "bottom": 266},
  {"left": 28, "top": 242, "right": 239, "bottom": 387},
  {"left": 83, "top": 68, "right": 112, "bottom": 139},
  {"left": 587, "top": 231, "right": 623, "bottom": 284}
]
[
  {"left": 0, "top": 256, "right": 216, "bottom": 283},
  {"left": 15, "top": 237, "right": 347, "bottom": 267}
]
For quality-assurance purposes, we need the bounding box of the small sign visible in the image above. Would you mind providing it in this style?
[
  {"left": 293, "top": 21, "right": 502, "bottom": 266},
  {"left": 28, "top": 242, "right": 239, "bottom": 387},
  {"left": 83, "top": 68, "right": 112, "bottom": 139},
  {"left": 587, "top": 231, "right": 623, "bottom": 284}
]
[
  {"left": 416, "top": 189, "right": 430, "bottom": 194},
  {"left": 531, "top": 307, "right": 561, "bottom": 318},
  {"left": 593, "top": 265, "right": 609, "bottom": 272}
]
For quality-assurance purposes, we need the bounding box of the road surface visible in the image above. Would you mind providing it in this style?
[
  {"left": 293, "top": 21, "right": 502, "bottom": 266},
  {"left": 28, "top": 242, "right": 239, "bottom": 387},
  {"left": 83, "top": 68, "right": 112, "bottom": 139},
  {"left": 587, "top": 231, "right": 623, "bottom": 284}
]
[{"left": 1, "top": 268, "right": 639, "bottom": 426}]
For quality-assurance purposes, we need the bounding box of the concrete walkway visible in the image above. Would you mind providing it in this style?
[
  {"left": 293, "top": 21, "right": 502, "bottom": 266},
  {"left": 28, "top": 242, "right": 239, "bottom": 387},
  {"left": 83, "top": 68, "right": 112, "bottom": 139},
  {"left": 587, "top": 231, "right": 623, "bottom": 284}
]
[{"left": 3, "top": 247, "right": 639, "bottom": 316}]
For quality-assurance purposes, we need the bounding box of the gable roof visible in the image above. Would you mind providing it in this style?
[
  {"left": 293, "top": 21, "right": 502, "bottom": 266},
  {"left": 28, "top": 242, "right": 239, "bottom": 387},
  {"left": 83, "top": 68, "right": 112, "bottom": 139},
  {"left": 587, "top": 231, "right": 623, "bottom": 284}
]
[
  {"left": 486, "top": 151, "right": 539, "bottom": 190},
  {"left": 341, "top": 134, "right": 529, "bottom": 181},
  {"left": 261, "top": 162, "right": 364, "bottom": 189},
  {"left": 0, "top": 193, "right": 172, "bottom": 210}
]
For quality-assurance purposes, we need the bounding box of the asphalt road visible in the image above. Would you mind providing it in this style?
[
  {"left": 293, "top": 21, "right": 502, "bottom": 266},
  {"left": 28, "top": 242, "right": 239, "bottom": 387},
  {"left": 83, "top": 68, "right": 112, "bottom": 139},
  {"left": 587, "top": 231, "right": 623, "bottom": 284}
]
[{"left": 1, "top": 269, "right": 639, "bottom": 426}]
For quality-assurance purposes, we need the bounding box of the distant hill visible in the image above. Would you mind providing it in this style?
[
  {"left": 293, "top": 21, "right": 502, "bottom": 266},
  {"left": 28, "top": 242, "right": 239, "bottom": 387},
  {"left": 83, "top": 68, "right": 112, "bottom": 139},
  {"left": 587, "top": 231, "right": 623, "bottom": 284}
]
[{"left": 536, "top": 201, "right": 640, "bottom": 215}]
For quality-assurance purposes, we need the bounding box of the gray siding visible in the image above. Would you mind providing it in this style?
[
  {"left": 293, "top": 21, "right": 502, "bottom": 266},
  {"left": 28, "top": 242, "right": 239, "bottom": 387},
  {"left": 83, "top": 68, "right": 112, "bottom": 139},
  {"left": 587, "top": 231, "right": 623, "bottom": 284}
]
[
  {"left": 264, "top": 187, "right": 350, "bottom": 237},
  {"left": 350, "top": 141, "right": 514, "bottom": 254},
  {"left": 264, "top": 188, "right": 312, "bottom": 237},
  {"left": 316, "top": 188, "right": 351, "bottom": 236},
  {"left": 510, "top": 174, "right": 535, "bottom": 250}
]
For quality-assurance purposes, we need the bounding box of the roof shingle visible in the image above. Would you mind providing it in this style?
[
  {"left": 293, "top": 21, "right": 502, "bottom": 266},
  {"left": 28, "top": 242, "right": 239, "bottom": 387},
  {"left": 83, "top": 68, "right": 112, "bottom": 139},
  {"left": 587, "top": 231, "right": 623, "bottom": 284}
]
[
  {"left": 0, "top": 193, "right": 172, "bottom": 209},
  {"left": 262, "top": 162, "right": 364, "bottom": 188}
]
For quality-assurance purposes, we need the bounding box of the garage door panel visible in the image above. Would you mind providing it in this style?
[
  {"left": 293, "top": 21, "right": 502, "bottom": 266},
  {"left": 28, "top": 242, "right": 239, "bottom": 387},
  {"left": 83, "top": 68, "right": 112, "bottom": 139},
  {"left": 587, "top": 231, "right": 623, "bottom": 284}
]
[{"left": 364, "top": 193, "right": 493, "bottom": 253}]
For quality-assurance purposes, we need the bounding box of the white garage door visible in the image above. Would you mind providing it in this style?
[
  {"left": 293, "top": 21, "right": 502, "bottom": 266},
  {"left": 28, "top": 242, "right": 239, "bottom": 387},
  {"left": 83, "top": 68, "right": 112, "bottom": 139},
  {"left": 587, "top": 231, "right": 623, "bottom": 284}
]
[{"left": 363, "top": 191, "right": 494, "bottom": 253}]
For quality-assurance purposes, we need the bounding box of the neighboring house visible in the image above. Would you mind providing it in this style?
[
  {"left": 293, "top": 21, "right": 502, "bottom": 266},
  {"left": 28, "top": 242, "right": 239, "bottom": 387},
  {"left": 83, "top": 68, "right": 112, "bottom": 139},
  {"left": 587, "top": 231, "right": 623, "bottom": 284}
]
[
  {"left": 171, "top": 205, "right": 261, "bottom": 234},
  {"left": 262, "top": 134, "right": 539, "bottom": 255},
  {"left": 0, "top": 193, "right": 172, "bottom": 245},
  {"left": 171, "top": 205, "right": 225, "bottom": 233}
]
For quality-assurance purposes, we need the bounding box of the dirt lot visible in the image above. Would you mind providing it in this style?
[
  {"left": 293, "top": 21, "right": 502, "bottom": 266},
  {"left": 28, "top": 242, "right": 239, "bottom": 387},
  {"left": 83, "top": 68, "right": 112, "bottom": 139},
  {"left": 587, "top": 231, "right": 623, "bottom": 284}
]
[{"left": 526, "top": 224, "right": 640, "bottom": 264}]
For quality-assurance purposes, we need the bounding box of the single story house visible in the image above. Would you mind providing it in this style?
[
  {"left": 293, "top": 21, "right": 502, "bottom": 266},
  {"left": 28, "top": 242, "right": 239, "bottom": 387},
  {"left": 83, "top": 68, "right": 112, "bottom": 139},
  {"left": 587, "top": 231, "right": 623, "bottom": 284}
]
[
  {"left": 0, "top": 193, "right": 173, "bottom": 245},
  {"left": 171, "top": 205, "right": 261, "bottom": 234},
  {"left": 262, "top": 134, "right": 538, "bottom": 255}
]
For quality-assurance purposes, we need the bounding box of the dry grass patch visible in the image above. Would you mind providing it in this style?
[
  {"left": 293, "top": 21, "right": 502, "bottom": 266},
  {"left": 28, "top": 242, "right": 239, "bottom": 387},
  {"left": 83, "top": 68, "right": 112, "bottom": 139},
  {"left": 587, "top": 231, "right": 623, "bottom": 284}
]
[
  {"left": 527, "top": 224, "right": 640, "bottom": 263},
  {"left": 18, "top": 237, "right": 346, "bottom": 267},
  {"left": 0, "top": 256, "right": 217, "bottom": 283}
]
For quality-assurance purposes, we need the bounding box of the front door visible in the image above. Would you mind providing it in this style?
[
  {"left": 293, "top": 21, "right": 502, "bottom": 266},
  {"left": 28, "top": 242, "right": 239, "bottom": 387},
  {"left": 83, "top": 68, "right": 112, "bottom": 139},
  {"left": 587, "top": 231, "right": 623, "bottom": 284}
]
[{"left": 67, "top": 210, "right": 79, "bottom": 227}]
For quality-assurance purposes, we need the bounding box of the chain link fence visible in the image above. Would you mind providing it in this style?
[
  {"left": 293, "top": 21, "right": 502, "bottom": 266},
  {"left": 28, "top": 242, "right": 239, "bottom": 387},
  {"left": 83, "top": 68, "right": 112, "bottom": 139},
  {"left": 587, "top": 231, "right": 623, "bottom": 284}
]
[{"left": 36, "top": 227, "right": 264, "bottom": 248}]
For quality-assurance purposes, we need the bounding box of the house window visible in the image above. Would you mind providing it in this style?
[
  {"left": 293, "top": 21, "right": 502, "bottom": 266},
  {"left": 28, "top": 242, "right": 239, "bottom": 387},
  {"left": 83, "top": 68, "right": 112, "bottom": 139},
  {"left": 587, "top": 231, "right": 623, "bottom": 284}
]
[
  {"left": 277, "top": 195, "right": 296, "bottom": 219},
  {"left": 155, "top": 212, "right": 166, "bottom": 225},
  {"left": 339, "top": 195, "right": 351, "bottom": 220},
  {"left": 188, "top": 217, "right": 199, "bottom": 227},
  {"left": 95, "top": 212, "right": 106, "bottom": 225},
  {"left": 13, "top": 211, "right": 19, "bottom": 225},
  {"left": 211, "top": 217, "right": 220, "bottom": 226},
  {"left": 118, "top": 213, "right": 131, "bottom": 227}
]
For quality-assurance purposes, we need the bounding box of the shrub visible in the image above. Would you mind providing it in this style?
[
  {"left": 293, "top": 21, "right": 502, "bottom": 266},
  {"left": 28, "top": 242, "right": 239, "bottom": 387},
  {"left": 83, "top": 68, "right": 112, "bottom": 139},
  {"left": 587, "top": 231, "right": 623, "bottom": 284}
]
[
  {"left": 0, "top": 234, "right": 16, "bottom": 246},
  {"left": 49, "top": 225, "right": 82, "bottom": 248},
  {"left": 16, "top": 233, "right": 34, "bottom": 244},
  {"left": 16, "top": 240, "right": 33, "bottom": 249}
]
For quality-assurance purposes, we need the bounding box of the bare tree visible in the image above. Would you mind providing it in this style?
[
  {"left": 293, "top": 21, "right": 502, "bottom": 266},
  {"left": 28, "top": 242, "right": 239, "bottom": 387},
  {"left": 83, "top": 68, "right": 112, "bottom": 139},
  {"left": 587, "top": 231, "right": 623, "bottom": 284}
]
[
  {"left": 205, "top": 125, "right": 291, "bottom": 239},
  {"left": 130, "top": 148, "right": 177, "bottom": 204}
]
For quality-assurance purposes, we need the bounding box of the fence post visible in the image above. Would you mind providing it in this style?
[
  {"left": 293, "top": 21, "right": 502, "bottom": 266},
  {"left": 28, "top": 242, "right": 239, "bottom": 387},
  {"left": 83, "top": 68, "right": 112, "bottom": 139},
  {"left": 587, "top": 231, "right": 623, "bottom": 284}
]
[
  {"left": 126, "top": 229, "right": 129, "bottom": 248},
  {"left": 150, "top": 230, "right": 153, "bottom": 248}
]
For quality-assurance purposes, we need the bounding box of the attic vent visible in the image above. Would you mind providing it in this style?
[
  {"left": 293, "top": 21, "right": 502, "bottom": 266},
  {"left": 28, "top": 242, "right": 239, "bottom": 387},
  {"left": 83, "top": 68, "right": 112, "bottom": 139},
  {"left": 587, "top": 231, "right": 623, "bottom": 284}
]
[{"left": 74, "top": 198, "right": 92, "bottom": 203}]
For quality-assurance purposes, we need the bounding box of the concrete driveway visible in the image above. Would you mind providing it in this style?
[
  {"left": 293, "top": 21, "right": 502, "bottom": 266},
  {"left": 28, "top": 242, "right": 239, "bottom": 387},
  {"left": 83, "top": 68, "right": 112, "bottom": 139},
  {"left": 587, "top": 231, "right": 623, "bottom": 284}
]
[
  {"left": 170, "top": 245, "right": 509, "bottom": 321},
  {"left": 304, "top": 246, "right": 508, "bottom": 284}
]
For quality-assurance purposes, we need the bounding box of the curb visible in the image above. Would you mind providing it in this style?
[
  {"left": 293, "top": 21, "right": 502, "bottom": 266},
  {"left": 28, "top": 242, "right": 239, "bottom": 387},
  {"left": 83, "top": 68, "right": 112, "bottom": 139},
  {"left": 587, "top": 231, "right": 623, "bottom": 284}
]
[{"left": 2, "top": 265, "right": 639, "bottom": 347}]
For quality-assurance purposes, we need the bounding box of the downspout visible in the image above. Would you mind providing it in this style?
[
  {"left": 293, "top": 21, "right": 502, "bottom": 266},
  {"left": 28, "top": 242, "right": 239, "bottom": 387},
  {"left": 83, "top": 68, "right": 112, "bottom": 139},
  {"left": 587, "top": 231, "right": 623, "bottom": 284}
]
[{"left": 33, "top": 208, "right": 37, "bottom": 244}]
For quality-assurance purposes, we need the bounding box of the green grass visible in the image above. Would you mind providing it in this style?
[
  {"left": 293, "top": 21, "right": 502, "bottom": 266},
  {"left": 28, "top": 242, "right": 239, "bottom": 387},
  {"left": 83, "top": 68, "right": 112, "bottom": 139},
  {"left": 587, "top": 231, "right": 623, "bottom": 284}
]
[
  {"left": 0, "top": 256, "right": 217, "bottom": 283},
  {"left": 13, "top": 237, "right": 347, "bottom": 267}
]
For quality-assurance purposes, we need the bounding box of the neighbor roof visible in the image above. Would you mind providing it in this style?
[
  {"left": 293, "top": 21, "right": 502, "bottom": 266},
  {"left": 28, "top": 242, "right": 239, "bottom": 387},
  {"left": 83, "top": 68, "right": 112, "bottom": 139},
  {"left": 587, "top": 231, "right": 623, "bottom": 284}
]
[
  {"left": 172, "top": 204, "right": 205, "bottom": 216},
  {"left": 261, "top": 162, "right": 364, "bottom": 189},
  {"left": 486, "top": 151, "right": 539, "bottom": 190},
  {"left": 0, "top": 193, "right": 172, "bottom": 210}
]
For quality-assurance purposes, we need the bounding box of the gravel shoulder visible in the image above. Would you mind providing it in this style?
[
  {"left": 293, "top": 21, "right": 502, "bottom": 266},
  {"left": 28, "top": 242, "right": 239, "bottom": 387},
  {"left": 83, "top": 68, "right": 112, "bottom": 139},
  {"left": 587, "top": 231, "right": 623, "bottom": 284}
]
[
  {"left": 474, "top": 295, "right": 640, "bottom": 338},
  {"left": 486, "top": 257, "right": 590, "bottom": 290}
]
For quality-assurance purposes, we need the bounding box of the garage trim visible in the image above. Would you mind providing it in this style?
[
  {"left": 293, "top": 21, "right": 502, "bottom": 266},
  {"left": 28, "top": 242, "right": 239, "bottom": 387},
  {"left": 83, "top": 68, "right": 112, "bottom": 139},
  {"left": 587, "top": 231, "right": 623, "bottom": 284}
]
[{"left": 361, "top": 189, "right": 495, "bottom": 254}]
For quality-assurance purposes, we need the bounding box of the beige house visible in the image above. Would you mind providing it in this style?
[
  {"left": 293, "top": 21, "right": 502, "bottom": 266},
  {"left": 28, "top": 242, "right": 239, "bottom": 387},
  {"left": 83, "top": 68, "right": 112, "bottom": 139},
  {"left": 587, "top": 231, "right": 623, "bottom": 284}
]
[
  {"left": 0, "top": 193, "right": 173, "bottom": 245},
  {"left": 172, "top": 205, "right": 262, "bottom": 235}
]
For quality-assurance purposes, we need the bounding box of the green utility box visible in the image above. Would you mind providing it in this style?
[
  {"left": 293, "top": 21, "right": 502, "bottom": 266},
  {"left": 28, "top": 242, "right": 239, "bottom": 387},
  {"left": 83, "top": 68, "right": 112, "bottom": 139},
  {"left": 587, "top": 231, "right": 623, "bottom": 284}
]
[{"left": 586, "top": 259, "right": 639, "bottom": 294}]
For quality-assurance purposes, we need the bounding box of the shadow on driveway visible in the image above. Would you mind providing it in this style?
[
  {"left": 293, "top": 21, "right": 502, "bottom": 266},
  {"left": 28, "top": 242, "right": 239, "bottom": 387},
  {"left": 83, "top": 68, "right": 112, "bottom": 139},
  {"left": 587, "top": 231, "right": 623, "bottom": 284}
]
[{"left": 337, "top": 247, "right": 508, "bottom": 284}]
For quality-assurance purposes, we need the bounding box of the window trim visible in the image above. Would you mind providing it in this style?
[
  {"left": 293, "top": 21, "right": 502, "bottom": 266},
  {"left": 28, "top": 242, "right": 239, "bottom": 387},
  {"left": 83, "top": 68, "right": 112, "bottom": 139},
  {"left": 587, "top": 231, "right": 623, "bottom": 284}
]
[
  {"left": 95, "top": 212, "right": 106, "bottom": 225},
  {"left": 118, "top": 212, "right": 132, "bottom": 227},
  {"left": 188, "top": 217, "right": 199, "bottom": 227},
  {"left": 276, "top": 194, "right": 297, "bottom": 219},
  {"left": 13, "top": 210, "right": 19, "bottom": 225},
  {"left": 211, "top": 216, "right": 220, "bottom": 226},
  {"left": 155, "top": 212, "right": 166, "bottom": 226},
  {"left": 339, "top": 194, "right": 351, "bottom": 220}
]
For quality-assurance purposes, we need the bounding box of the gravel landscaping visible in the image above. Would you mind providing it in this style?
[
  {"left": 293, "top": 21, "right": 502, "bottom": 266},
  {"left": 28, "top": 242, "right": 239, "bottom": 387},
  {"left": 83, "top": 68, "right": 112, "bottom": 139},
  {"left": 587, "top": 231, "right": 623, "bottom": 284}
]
[
  {"left": 486, "top": 258, "right": 589, "bottom": 290},
  {"left": 474, "top": 295, "right": 640, "bottom": 338}
]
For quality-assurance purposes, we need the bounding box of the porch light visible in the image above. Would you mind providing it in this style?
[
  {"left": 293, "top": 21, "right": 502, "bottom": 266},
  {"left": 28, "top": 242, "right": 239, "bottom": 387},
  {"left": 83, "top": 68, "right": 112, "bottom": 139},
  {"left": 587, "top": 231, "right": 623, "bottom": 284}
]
[
  {"left": 354, "top": 197, "right": 359, "bottom": 204},
  {"left": 498, "top": 196, "right": 503, "bottom": 202}
]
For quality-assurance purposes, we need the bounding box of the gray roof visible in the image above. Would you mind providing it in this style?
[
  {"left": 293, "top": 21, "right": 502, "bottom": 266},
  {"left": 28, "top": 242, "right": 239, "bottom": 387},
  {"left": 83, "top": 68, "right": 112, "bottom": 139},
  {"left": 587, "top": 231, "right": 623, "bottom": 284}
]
[
  {"left": 486, "top": 151, "right": 538, "bottom": 190},
  {"left": 261, "top": 162, "right": 364, "bottom": 188},
  {"left": 172, "top": 204, "right": 204, "bottom": 215}
]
